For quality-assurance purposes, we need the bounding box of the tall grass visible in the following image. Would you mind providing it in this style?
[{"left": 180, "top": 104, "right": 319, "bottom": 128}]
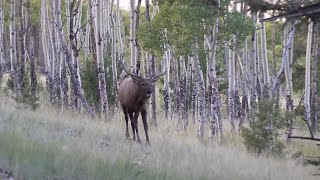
[{"left": 0, "top": 98, "right": 317, "bottom": 179}]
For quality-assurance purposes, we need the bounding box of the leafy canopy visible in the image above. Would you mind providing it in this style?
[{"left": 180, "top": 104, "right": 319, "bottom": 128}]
[
  {"left": 138, "top": 1, "right": 217, "bottom": 55},
  {"left": 138, "top": 0, "right": 254, "bottom": 56}
]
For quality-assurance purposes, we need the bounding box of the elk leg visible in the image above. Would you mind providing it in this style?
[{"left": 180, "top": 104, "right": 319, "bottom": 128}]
[
  {"left": 129, "top": 112, "right": 135, "bottom": 141},
  {"left": 141, "top": 108, "right": 150, "bottom": 145},
  {"left": 125, "top": 112, "right": 130, "bottom": 138},
  {"left": 122, "top": 106, "right": 130, "bottom": 138},
  {"left": 134, "top": 112, "right": 141, "bottom": 143}
]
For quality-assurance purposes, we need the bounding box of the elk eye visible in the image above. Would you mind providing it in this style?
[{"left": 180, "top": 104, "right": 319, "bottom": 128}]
[{"left": 147, "top": 89, "right": 152, "bottom": 94}]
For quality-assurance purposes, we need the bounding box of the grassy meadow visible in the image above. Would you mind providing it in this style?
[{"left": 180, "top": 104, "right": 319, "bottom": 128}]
[{"left": 0, "top": 97, "right": 319, "bottom": 180}]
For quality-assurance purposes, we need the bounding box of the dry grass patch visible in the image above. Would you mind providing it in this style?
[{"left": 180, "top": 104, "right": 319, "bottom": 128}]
[{"left": 0, "top": 99, "right": 318, "bottom": 179}]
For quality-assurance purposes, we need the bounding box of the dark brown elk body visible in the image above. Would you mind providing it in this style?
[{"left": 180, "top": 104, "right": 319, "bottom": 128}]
[{"left": 118, "top": 62, "right": 165, "bottom": 144}]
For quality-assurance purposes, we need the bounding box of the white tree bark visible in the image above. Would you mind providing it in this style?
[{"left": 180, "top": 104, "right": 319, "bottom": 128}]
[
  {"left": 130, "top": 0, "right": 136, "bottom": 73},
  {"left": 0, "top": 1, "right": 4, "bottom": 75},
  {"left": 10, "top": 0, "right": 21, "bottom": 96},
  {"left": 116, "top": 0, "right": 124, "bottom": 62},
  {"left": 310, "top": 22, "right": 319, "bottom": 134},
  {"left": 57, "top": 0, "right": 94, "bottom": 117},
  {"left": 163, "top": 44, "right": 171, "bottom": 120},
  {"left": 48, "top": 0, "right": 57, "bottom": 103},
  {"left": 191, "top": 55, "right": 198, "bottom": 124},
  {"left": 250, "top": 11, "right": 258, "bottom": 123},
  {"left": 260, "top": 20, "right": 270, "bottom": 95},
  {"left": 271, "top": 24, "right": 296, "bottom": 99},
  {"left": 193, "top": 51, "right": 206, "bottom": 139},
  {"left": 84, "top": 8, "right": 91, "bottom": 61},
  {"left": 94, "top": 0, "right": 109, "bottom": 114},
  {"left": 228, "top": 35, "right": 236, "bottom": 133},
  {"left": 41, "top": 0, "right": 49, "bottom": 71},
  {"left": 110, "top": 0, "right": 118, "bottom": 108},
  {"left": 304, "top": 19, "right": 313, "bottom": 125},
  {"left": 179, "top": 56, "right": 188, "bottom": 130}
]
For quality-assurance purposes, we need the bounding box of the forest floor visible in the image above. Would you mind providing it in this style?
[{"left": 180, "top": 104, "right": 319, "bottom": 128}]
[{"left": 0, "top": 97, "right": 319, "bottom": 180}]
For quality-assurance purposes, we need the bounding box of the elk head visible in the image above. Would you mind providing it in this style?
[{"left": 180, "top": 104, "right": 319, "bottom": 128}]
[{"left": 120, "top": 61, "right": 165, "bottom": 100}]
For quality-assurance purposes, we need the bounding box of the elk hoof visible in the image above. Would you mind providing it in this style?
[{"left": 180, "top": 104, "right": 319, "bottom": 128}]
[
  {"left": 126, "top": 132, "right": 130, "bottom": 138},
  {"left": 137, "top": 139, "right": 141, "bottom": 144}
]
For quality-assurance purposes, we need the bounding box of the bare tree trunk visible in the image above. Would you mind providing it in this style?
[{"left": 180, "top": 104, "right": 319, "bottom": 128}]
[
  {"left": 179, "top": 56, "right": 188, "bottom": 130},
  {"left": 130, "top": 0, "right": 136, "bottom": 73},
  {"left": 57, "top": 1, "right": 94, "bottom": 117},
  {"left": 48, "top": 0, "right": 57, "bottom": 104},
  {"left": 271, "top": 21, "right": 277, "bottom": 81},
  {"left": 0, "top": 0, "right": 4, "bottom": 78},
  {"left": 18, "top": 0, "right": 26, "bottom": 90},
  {"left": 239, "top": 39, "right": 249, "bottom": 130},
  {"left": 260, "top": 20, "right": 270, "bottom": 96},
  {"left": 164, "top": 47, "right": 171, "bottom": 120},
  {"left": 284, "top": 23, "right": 295, "bottom": 144},
  {"left": 71, "top": 0, "right": 84, "bottom": 110},
  {"left": 271, "top": 24, "right": 296, "bottom": 100},
  {"left": 10, "top": 0, "right": 21, "bottom": 97},
  {"left": 53, "top": 0, "right": 63, "bottom": 107},
  {"left": 150, "top": 54, "right": 157, "bottom": 125},
  {"left": 25, "top": 0, "right": 37, "bottom": 95},
  {"left": 304, "top": 19, "right": 313, "bottom": 127},
  {"left": 92, "top": 0, "right": 109, "bottom": 115},
  {"left": 84, "top": 8, "right": 90, "bottom": 62},
  {"left": 186, "top": 56, "right": 192, "bottom": 125},
  {"left": 173, "top": 57, "right": 180, "bottom": 114},
  {"left": 228, "top": 35, "right": 236, "bottom": 133},
  {"left": 145, "top": 0, "right": 157, "bottom": 126},
  {"left": 310, "top": 22, "right": 319, "bottom": 134},
  {"left": 40, "top": 0, "right": 49, "bottom": 72},
  {"left": 110, "top": 0, "right": 118, "bottom": 109},
  {"left": 135, "top": 0, "right": 142, "bottom": 74},
  {"left": 193, "top": 51, "right": 206, "bottom": 139},
  {"left": 206, "top": 1, "right": 222, "bottom": 140},
  {"left": 250, "top": 12, "right": 258, "bottom": 123}
]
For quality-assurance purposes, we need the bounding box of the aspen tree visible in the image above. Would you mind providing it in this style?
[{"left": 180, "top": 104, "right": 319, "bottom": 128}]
[
  {"left": 57, "top": 0, "right": 95, "bottom": 117},
  {"left": 0, "top": 0, "right": 4, "bottom": 77},
  {"left": 260, "top": 20, "right": 270, "bottom": 96},
  {"left": 40, "top": 0, "right": 49, "bottom": 72},
  {"left": 271, "top": 24, "right": 296, "bottom": 100},
  {"left": 250, "top": 11, "right": 258, "bottom": 123},
  {"left": 310, "top": 22, "right": 318, "bottom": 134},
  {"left": 10, "top": 0, "right": 21, "bottom": 96},
  {"left": 145, "top": 0, "right": 157, "bottom": 126},
  {"left": 110, "top": 0, "right": 118, "bottom": 108},
  {"left": 163, "top": 43, "right": 171, "bottom": 120},
  {"left": 18, "top": 0, "right": 27, "bottom": 90},
  {"left": 130, "top": 0, "right": 136, "bottom": 73},
  {"left": 284, "top": 23, "right": 295, "bottom": 143},
  {"left": 304, "top": 19, "right": 313, "bottom": 127},
  {"left": 93, "top": 0, "right": 109, "bottom": 114},
  {"left": 228, "top": 35, "right": 236, "bottom": 133}
]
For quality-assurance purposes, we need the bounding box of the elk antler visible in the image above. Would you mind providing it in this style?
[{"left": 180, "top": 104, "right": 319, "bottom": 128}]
[
  {"left": 150, "top": 68, "right": 166, "bottom": 82},
  {"left": 120, "top": 60, "right": 141, "bottom": 80}
]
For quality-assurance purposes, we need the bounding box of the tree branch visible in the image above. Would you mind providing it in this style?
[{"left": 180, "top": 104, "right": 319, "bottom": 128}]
[
  {"left": 0, "top": 70, "right": 15, "bottom": 76},
  {"left": 288, "top": 136, "right": 320, "bottom": 142}
]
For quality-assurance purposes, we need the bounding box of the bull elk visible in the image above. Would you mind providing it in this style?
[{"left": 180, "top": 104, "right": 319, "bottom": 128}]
[{"left": 118, "top": 61, "right": 165, "bottom": 144}]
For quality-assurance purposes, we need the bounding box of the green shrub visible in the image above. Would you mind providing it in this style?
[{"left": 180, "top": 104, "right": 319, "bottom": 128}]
[
  {"left": 81, "top": 60, "right": 100, "bottom": 110},
  {"left": 241, "top": 98, "right": 286, "bottom": 157},
  {"left": 6, "top": 74, "right": 40, "bottom": 110},
  {"left": 81, "top": 54, "right": 119, "bottom": 112}
]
